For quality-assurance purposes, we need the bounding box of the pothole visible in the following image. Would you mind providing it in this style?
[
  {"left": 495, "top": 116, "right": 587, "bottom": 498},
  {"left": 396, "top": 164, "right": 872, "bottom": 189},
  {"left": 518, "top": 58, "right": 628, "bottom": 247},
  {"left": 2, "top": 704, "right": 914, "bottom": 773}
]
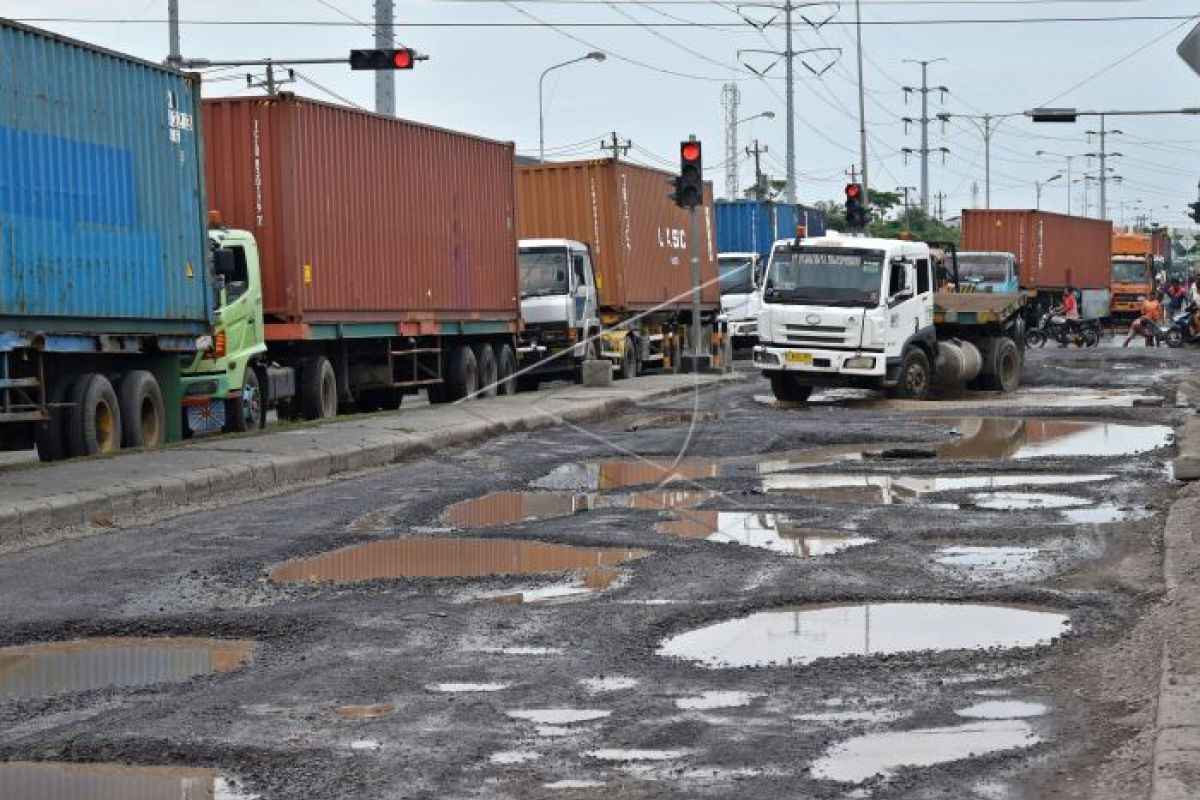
[
  {"left": 655, "top": 511, "right": 875, "bottom": 558},
  {"left": 532, "top": 458, "right": 729, "bottom": 491},
  {"left": 507, "top": 708, "right": 611, "bottom": 724},
  {"left": 969, "top": 493, "right": 1092, "bottom": 510},
  {"left": 917, "top": 417, "right": 1173, "bottom": 460},
  {"left": 810, "top": 720, "right": 1039, "bottom": 783},
  {"left": 586, "top": 749, "right": 691, "bottom": 762},
  {"left": 580, "top": 676, "right": 639, "bottom": 693},
  {"left": 444, "top": 492, "right": 600, "bottom": 527},
  {"left": 1061, "top": 503, "right": 1154, "bottom": 524},
  {"left": 0, "top": 761, "right": 257, "bottom": 798},
  {"left": 268, "top": 538, "right": 649, "bottom": 584},
  {"left": 481, "top": 567, "right": 625, "bottom": 604},
  {"left": 333, "top": 703, "right": 395, "bottom": 719},
  {"left": 762, "top": 473, "right": 1110, "bottom": 502},
  {"left": 674, "top": 691, "right": 761, "bottom": 710},
  {"left": 427, "top": 683, "right": 509, "bottom": 693},
  {"left": 657, "top": 603, "right": 1070, "bottom": 668},
  {"left": 934, "top": 546, "right": 1046, "bottom": 578},
  {"left": 0, "top": 638, "right": 255, "bottom": 700},
  {"left": 956, "top": 700, "right": 1047, "bottom": 719}
]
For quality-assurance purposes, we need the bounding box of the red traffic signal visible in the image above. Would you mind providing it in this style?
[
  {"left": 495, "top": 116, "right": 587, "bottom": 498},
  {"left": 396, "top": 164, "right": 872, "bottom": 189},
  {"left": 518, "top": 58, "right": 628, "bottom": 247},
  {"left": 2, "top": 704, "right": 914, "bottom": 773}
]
[
  {"left": 845, "top": 183, "right": 861, "bottom": 200},
  {"left": 675, "top": 140, "right": 704, "bottom": 209},
  {"left": 350, "top": 48, "right": 416, "bottom": 70},
  {"left": 681, "top": 141, "right": 701, "bottom": 163}
]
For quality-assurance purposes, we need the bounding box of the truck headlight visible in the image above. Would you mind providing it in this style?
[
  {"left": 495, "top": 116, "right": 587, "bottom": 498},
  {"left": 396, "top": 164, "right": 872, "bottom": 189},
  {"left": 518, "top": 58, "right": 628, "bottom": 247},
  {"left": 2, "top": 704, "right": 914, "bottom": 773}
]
[
  {"left": 195, "top": 335, "right": 214, "bottom": 351},
  {"left": 844, "top": 356, "right": 875, "bottom": 370}
]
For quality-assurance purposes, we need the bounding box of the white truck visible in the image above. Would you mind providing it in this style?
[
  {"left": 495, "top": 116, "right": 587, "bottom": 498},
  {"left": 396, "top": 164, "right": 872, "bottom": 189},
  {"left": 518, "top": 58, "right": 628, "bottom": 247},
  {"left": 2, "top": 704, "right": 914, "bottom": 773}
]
[
  {"left": 718, "top": 251, "right": 763, "bottom": 348},
  {"left": 514, "top": 239, "right": 602, "bottom": 387},
  {"left": 753, "top": 234, "right": 1026, "bottom": 402}
]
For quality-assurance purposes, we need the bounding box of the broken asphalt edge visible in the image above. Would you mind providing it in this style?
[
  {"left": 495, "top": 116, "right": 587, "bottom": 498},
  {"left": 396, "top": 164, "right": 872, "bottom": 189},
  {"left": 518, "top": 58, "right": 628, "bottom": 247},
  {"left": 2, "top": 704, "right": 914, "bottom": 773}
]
[{"left": 0, "top": 372, "right": 746, "bottom": 550}]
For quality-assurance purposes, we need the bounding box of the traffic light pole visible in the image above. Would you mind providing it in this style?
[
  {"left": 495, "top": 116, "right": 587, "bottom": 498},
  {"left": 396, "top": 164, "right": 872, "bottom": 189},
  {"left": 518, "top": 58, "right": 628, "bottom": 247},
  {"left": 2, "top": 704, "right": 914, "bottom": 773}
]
[{"left": 689, "top": 204, "right": 703, "bottom": 369}]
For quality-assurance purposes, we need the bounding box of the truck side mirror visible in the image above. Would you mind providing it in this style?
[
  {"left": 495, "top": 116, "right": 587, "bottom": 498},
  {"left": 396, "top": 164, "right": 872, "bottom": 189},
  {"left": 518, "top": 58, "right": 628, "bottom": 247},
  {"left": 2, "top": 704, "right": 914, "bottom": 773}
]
[{"left": 213, "top": 248, "right": 237, "bottom": 279}]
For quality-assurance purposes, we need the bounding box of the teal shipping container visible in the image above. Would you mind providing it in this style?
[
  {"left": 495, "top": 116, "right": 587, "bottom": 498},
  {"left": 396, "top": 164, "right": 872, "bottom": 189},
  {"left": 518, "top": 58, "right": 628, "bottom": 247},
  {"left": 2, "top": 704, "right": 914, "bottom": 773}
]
[{"left": 0, "top": 18, "right": 212, "bottom": 336}]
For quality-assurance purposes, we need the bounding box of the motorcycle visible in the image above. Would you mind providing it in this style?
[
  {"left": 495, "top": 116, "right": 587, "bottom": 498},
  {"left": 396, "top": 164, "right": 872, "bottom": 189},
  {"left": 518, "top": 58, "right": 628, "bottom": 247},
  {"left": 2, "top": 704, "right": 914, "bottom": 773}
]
[
  {"left": 1165, "top": 303, "right": 1200, "bottom": 348},
  {"left": 1025, "top": 307, "right": 1099, "bottom": 348}
]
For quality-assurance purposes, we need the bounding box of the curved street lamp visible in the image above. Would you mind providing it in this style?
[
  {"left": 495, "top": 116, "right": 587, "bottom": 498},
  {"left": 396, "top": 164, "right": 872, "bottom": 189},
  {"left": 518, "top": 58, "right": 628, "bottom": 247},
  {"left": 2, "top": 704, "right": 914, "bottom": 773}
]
[{"left": 539, "top": 52, "right": 606, "bottom": 162}]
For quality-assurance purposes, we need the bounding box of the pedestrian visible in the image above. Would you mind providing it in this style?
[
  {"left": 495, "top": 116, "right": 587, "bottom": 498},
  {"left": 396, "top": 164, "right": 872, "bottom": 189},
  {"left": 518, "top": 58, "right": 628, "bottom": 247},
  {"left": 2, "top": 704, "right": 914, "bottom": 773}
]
[{"left": 1123, "top": 294, "right": 1164, "bottom": 347}]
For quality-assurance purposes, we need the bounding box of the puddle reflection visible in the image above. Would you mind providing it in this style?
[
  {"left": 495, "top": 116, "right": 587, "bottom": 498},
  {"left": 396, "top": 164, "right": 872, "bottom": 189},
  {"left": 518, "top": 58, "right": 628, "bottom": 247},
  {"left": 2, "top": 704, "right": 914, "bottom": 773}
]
[
  {"left": 921, "top": 417, "right": 1172, "bottom": 460},
  {"left": 445, "top": 492, "right": 600, "bottom": 528},
  {"left": 656, "top": 511, "right": 874, "bottom": 558},
  {"left": 0, "top": 762, "right": 255, "bottom": 799}
]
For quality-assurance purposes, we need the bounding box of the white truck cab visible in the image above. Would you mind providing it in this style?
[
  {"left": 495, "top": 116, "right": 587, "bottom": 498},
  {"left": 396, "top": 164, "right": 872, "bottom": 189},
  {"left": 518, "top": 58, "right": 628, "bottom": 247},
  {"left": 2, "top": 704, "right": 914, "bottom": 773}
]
[
  {"left": 718, "top": 251, "right": 763, "bottom": 345},
  {"left": 516, "top": 239, "right": 601, "bottom": 387}
]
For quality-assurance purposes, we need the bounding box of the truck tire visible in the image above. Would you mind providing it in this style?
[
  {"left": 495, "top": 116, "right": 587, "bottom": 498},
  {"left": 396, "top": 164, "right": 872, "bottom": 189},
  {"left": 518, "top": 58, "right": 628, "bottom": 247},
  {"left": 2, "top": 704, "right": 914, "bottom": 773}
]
[
  {"left": 67, "top": 373, "right": 122, "bottom": 457},
  {"left": 894, "top": 347, "right": 932, "bottom": 401},
  {"left": 300, "top": 356, "right": 338, "bottom": 420},
  {"left": 444, "top": 344, "right": 478, "bottom": 401},
  {"left": 35, "top": 375, "right": 74, "bottom": 462},
  {"left": 769, "top": 372, "right": 813, "bottom": 402},
  {"left": 618, "top": 336, "right": 639, "bottom": 380},
  {"left": 977, "top": 337, "right": 1021, "bottom": 393},
  {"left": 118, "top": 370, "right": 166, "bottom": 448},
  {"left": 495, "top": 343, "right": 518, "bottom": 396},
  {"left": 473, "top": 343, "right": 498, "bottom": 399},
  {"left": 224, "top": 366, "right": 264, "bottom": 433}
]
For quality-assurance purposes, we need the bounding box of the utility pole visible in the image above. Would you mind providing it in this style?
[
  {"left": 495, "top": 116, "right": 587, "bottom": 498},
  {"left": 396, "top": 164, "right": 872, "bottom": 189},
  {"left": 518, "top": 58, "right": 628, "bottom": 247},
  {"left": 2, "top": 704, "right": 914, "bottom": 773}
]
[
  {"left": 971, "top": 181, "right": 980, "bottom": 209},
  {"left": 738, "top": 4, "right": 840, "bottom": 204},
  {"left": 600, "top": 132, "right": 631, "bottom": 159},
  {"left": 166, "top": 0, "right": 182, "bottom": 66},
  {"left": 934, "top": 191, "right": 946, "bottom": 221},
  {"left": 845, "top": 164, "right": 860, "bottom": 184},
  {"left": 747, "top": 140, "right": 769, "bottom": 200},
  {"left": 897, "top": 185, "right": 917, "bottom": 225},
  {"left": 902, "top": 59, "right": 948, "bottom": 214},
  {"left": 854, "top": 0, "right": 869, "bottom": 201},
  {"left": 722, "top": 83, "right": 742, "bottom": 200},
  {"left": 940, "top": 112, "right": 1016, "bottom": 209},
  {"left": 374, "top": 0, "right": 395, "bottom": 116},
  {"left": 1086, "top": 116, "right": 1122, "bottom": 220},
  {"left": 246, "top": 63, "right": 296, "bottom": 96}
]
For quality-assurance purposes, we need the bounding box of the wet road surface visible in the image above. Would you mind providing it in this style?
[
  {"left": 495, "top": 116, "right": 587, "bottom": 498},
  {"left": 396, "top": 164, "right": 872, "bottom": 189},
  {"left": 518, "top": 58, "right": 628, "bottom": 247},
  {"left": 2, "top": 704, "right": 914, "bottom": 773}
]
[{"left": 0, "top": 345, "right": 1193, "bottom": 799}]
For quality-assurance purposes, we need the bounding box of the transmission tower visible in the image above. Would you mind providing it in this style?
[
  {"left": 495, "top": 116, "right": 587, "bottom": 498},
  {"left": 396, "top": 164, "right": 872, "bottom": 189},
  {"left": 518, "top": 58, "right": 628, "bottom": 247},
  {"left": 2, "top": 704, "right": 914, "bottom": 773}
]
[
  {"left": 722, "top": 83, "right": 742, "bottom": 200},
  {"left": 901, "top": 59, "right": 949, "bottom": 214}
]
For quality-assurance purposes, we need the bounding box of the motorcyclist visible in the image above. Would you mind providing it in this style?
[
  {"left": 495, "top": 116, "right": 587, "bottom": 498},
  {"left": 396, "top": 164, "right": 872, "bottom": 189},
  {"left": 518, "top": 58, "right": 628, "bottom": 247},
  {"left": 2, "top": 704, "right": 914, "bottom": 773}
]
[
  {"left": 1123, "top": 294, "right": 1164, "bottom": 347},
  {"left": 1057, "top": 286, "right": 1081, "bottom": 346},
  {"left": 1165, "top": 278, "right": 1187, "bottom": 316}
]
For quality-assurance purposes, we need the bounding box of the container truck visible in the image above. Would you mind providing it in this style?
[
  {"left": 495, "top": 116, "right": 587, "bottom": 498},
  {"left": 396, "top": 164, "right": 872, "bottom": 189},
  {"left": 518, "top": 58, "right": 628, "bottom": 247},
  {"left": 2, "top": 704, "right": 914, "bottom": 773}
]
[
  {"left": 753, "top": 234, "right": 1027, "bottom": 402},
  {"left": 1110, "top": 231, "right": 1162, "bottom": 319},
  {"left": 0, "top": 19, "right": 217, "bottom": 461},
  {"left": 183, "top": 95, "right": 521, "bottom": 433},
  {"left": 959, "top": 209, "right": 1112, "bottom": 319},
  {"left": 714, "top": 200, "right": 827, "bottom": 346},
  {"left": 513, "top": 159, "right": 723, "bottom": 384}
]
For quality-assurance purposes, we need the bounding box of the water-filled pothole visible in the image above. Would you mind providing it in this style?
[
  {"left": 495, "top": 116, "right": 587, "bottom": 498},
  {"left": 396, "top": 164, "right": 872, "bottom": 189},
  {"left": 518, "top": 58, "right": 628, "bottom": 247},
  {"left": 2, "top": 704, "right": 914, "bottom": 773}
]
[
  {"left": 970, "top": 492, "right": 1092, "bottom": 510},
  {"left": 533, "top": 458, "right": 730, "bottom": 491},
  {"left": 507, "top": 708, "right": 611, "bottom": 724},
  {"left": 268, "top": 538, "right": 649, "bottom": 584},
  {"left": 919, "top": 417, "right": 1172, "bottom": 460},
  {"left": 655, "top": 511, "right": 874, "bottom": 558},
  {"left": 658, "top": 603, "right": 1069, "bottom": 668},
  {"left": 482, "top": 566, "right": 623, "bottom": 604},
  {"left": 763, "top": 473, "right": 1109, "bottom": 502},
  {"left": 1061, "top": 503, "right": 1154, "bottom": 524},
  {"left": 0, "top": 761, "right": 256, "bottom": 799},
  {"left": 675, "top": 691, "right": 761, "bottom": 710},
  {"left": 445, "top": 492, "right": 599, "bottom": 527},
  {"left": 934, "top": 546, "right": 1044, "bottom": 575},
  {"left": 333, "top": 703, "right": 394, "bottom": 719},
  {"left": 0, "top": 638, "right": 255, "bottom": 700},
  {"left": 957, "top": 700, "right": 1047, "bottom": 719},
  {"left": 810, "top": 720, "right": 1039, "bottom": 783}
]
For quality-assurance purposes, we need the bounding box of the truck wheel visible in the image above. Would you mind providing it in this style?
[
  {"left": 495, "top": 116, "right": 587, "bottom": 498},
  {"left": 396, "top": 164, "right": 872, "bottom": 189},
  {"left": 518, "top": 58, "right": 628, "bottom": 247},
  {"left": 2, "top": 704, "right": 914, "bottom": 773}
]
[
  {"left": 300, "top": 356, "right": 338, "bottom": 420},
  {"left": 67, "top": 373, "right": 122, "bottom": 457},
  {"left": 473, "top": 343, "right": 498, "bottom": 399},
  {"left": 444, "top": 344, "right": 478, "bottom": 401},
  {"left": 225, "top": 367, "right": 264, "bottom": 432},
  {"left": 35, "top": 375, "right": 74, "bottom": 462},
  {"left": 118, "top": 371, "right": 166, "bottom": 448},
  {"left": 769, "top": 373, "right": 813, "bottom": 402},
  {"left": 618, "top": 337, "right": 639, "bottom": 380},
  {"left": 895, "top": 348, "right": 932, "bottom": 401},
  {"left": 495, "top": 344, "right": 518, "bottom": 395},
  {"left": 978, "top": 337, "right": 1021, "bottom": 393}
]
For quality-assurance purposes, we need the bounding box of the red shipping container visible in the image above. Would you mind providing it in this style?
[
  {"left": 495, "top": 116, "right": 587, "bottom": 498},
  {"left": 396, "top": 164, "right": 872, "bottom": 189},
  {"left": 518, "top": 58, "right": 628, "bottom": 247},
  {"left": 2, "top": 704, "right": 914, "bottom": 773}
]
[
  {"left": 961, "top": 210, "right": 1112, "bottom": 290},
  {"left": 202, "top": 95, "right": 520, "bottom": 330},
  {"left": 516, "top": 159, "right": 720, "bottom": 312}
]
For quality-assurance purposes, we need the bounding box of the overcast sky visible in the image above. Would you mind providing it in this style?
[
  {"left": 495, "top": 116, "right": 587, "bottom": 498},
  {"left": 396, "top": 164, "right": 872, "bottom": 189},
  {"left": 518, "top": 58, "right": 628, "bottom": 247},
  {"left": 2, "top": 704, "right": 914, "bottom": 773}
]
[{"left": 8, "top": 1, "right": 1199, "bottom": 228}]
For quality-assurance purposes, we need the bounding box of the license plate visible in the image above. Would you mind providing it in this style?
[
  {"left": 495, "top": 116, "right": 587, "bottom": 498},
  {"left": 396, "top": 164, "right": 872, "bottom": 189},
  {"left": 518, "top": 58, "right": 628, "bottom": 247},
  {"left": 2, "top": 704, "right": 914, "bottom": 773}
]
[{"left": 784, "top": 351, "right": 813, "bottom": 364}]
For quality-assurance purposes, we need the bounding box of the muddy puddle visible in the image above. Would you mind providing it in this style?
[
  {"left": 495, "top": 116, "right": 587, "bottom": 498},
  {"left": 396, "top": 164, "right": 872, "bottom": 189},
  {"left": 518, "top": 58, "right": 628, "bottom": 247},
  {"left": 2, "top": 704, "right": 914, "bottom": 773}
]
[
  {"left": 810, "top": 719, "right": 1039, "bottom": 783},
  {"left": 918, "top": 417, "right": 1172, "bottom": 460},
  {"left": 481, "top": 566, "right": 623, "bottom": 604},
  {"left": 333, "top": 703, "right": 394, "bottom": 719},
  {"left": 1061, "top": 503, "right": 1154, "bottom": 524},
  {"left": 268, "top": 538, "right": 648, "bottom": 584},
  {"left": 444, "top": 492, "right": 600, "bottom": 527},
  {"left": 957, "top": 700, "right": 1047, "bottom": 719},
  {"left": 655, "top": 511, "right": 875, "bottom": 558},
  {"left": 934, "top": 546, "right": 1046, "bottom": 576},
  {"left": 0, "top": 761, "right": 256, "bottom": 799},
  {"left": 0, "top": 638, "right": 255, "bottom": 701},
  {"left": 507, "top": 708, "right": 611, "bottom": 724},
  {"left": 658, "top": 603, "right": 1069, "bottom": 668},
  {"left": 970, "top": 492, "right": 1092, "bottom": 510},
  {"left": 675, "top": 690, "right": 761, "bottom": 710},
  {"left": 762, "top": 472, "right": 1109, "bottom": 503},
  {"left": 532, "top": 458, "right": 731, "bottom": 491}
]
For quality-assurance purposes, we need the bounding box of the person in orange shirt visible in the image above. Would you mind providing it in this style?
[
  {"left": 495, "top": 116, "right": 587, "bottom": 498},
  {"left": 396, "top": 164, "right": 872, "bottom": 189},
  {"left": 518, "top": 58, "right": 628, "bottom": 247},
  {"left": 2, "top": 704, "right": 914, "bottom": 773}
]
[{"left": 1123, "top": 295, "right": 1164, "bottom": 347}]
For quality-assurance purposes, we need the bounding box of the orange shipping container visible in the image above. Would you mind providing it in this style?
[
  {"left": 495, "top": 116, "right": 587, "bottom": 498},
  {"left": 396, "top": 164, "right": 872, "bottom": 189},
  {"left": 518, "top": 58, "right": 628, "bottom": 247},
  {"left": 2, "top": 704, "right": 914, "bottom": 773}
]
[
  {"left": 961, "top": 209, "right": 1112, "bottom": 290},
  {"left": 1112, "top": 231, "right": 1154, "bottom": 256},
  {"left": 516, "top": 159, "right": 720, "bottom": 312},
  {"left": 202, "top": 95, "right": 520, "bottom": 329}
]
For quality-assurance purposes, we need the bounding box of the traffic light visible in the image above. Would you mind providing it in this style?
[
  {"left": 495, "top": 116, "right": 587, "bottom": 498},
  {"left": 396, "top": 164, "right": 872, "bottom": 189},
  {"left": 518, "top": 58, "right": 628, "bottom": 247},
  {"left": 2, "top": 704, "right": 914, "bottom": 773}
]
[
  {"left": 349, "top": 49, "right": 415, "bottom": 70},
  {"left": 845, "top": 183, "right": 868, "bottom": 229},
  {"left": 675, "top": 140, "right": 703, "bottom": 209},
  {"left": 1189, "top": 201, "right": 1200, "bottom": 224}
]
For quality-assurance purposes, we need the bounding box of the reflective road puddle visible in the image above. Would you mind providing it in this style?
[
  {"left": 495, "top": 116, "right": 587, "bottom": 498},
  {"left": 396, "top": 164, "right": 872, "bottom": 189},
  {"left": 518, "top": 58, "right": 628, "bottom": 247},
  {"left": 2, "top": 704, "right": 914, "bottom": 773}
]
[{"left": 0, "top": 762, "right": 256, "bottom": 799}]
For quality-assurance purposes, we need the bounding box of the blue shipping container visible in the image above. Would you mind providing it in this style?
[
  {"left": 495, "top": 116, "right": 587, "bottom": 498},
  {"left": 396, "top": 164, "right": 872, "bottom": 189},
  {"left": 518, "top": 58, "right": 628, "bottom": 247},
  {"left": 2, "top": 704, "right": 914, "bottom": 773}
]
[
  {"left": 714, "top": 200, "right": 827, "bottom": 262},
  {"left": 0, "top": 19, "right": 212, "bottom": 336}
]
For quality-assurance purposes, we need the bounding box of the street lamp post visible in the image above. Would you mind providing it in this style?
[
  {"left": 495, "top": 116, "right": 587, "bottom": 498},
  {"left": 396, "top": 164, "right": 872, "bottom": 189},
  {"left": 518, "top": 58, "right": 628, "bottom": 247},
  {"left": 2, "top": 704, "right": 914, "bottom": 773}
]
[
  {"left": 1036, "top": 173, "right": 1062, "bottom": 210},
  {"left": 731, "top": 111, "right": 775, "bottom": 199},
  {"left": 1035, "top": 150, "right": 1084, "bottom": 215},
  {"left": 538, "top": 52, "right": 606, "bottom": 163}
]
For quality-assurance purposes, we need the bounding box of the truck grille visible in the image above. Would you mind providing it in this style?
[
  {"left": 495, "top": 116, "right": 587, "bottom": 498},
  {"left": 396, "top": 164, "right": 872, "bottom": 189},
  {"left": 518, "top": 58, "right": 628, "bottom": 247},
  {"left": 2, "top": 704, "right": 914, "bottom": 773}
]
[{"left": 784, "top": 323, "right": 847, "bottom": 347}]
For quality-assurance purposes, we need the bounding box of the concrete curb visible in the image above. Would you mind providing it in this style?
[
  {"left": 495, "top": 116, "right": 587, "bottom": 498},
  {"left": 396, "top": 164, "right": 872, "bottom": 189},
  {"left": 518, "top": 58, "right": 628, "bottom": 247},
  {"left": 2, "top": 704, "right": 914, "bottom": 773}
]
[{"left": 0, "top": 373, "right": 744, "bottom": 548}]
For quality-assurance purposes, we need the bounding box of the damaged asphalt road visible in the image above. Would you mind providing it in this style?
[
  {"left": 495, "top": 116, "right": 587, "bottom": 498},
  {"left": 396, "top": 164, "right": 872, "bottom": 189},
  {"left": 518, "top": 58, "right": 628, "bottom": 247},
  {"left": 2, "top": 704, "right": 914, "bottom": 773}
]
[{"left": 0, "top": 345, "right": 1195, "bottom": 800}]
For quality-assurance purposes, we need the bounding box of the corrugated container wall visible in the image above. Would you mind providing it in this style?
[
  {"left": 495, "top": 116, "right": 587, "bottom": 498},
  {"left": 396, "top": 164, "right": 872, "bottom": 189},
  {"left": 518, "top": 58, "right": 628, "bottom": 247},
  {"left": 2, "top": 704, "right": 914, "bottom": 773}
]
[
  {"left": 202, "top": 95, "right": 519, "bottom": 326},
  {"left": 516, "top": 159, "right": 719, "bottom": 311},
  {"left": 797, "top": 204, "right": 828, "bottom": 238},
  {"left": 1112, "top": 232, "right": 1153, "bottom": 256},
  {"left": 0, "top": 19, "right": 212, "bottom": 335},
  {"left": 715, "top": 200, "right": 829, "bottom": 261},
  {"left": 961, "top": 210, "right": 1112, "bottom": 290}
]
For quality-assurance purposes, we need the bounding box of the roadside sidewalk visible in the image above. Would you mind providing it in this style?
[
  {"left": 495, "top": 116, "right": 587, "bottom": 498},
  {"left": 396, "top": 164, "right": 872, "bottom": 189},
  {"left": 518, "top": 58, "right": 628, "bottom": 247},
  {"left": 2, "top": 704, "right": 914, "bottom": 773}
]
[{"left": 0, "top": 372, "right": 743, "bottom": 549}]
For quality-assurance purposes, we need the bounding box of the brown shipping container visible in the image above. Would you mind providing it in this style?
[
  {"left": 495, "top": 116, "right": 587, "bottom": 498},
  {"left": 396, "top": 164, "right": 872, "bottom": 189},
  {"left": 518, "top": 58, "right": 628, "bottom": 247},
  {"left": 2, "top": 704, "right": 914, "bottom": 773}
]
[
  {"left": 203, "top": 95, "right": 519, "bottom": 328},
  {"left": 516, "top": 159, "right": 719, "bottom": 311},
  {"left": 961, "top": 209, "right": 1112, "bottom": 290}
]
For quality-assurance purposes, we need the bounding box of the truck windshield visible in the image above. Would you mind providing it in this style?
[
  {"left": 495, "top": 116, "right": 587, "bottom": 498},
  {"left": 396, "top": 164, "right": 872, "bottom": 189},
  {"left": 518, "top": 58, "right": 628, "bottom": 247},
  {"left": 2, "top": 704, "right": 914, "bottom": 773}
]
[
  {"left": 1111, "top": 259, "right": 1149, "bottom": 284},
  {"left": 519, "top": 248, "right": 570, "bottom": 298},
  {"left": 958, "top": 254, "right": 1010, "bottom": 285},
  {"left": 718, "top": 256, "right": 755, "bottom": 295},
  {"left": 763, "top": 247, "right": 885, "bottom": 306}
]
